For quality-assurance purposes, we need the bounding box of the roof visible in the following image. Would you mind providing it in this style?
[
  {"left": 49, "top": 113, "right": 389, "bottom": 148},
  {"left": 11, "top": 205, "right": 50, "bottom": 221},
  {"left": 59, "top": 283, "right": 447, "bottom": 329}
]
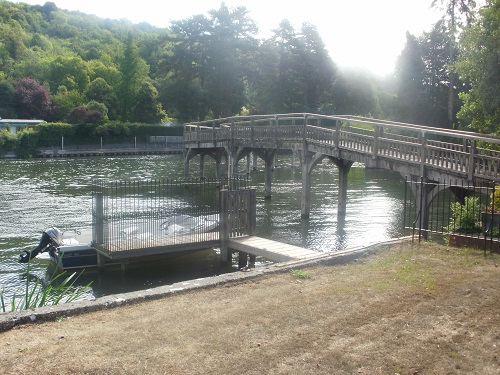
[{"left": 0, "top": 119, "right": 46, "bottom": 125}]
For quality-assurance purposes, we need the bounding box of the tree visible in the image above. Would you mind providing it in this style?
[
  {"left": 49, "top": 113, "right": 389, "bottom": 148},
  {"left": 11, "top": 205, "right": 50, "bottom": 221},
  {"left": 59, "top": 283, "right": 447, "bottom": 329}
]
[
  {"left": 419, "top": 19, "right": 456, "bottom": 126},
  {"left": 131, "top": 81, "right": 165, "bottom": 124},
  {"left": 0, "top": 80, "right": 16, "bottom": 118},
  {"left": 295, "top": 23, "right": 337, "bottom": 112},
  {"left": 431, "top": 0, "right": 477, "bottom": 127},
  {"left": 395, "top": 32, "right": 427, "bottom": 124},
  {"left": 13, "top": 77, "right": 52, "bottom": 119},
  {"left": 46, "top": 55, "right": 91, "bottom": 93},
  {"left": 167, "top": 3, "right": 258, "bottom": 119},
  {"left": 85, "top": 78, "right": 118, "bottom": 120},
  {"left": 51, "top": 85, "right": 84, "bottom": 121},
  {"left": 117, "top": 33, "right": 149, "bottom": 122},
  {"left": 331, "top": 69, "right": 380, "bottom": 116},
  {"left": 254, "top": 20, "right": 337, "bottom": 114},
  {"left": 455, "top": 0, "right": 499, "bottom": 134},
  {"left": 67, "top": 105, "right": 104, "bottom": 125}
]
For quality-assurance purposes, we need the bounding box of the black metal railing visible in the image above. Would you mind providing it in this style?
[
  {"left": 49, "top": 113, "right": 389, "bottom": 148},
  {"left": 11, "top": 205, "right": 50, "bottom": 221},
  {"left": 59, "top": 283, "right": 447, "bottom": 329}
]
[
  {"left": 404, "top": 178, "right": 499, "bottom": 251},
  {"left": 92, "top": 177, "right": 251, "bottom": 256}
]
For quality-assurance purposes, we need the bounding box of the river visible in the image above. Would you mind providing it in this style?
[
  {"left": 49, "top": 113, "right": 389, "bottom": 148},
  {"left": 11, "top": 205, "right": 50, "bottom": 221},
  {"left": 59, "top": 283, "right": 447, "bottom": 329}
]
[{"left": 0, "top": 154, "right": 409, "bottom": 301}]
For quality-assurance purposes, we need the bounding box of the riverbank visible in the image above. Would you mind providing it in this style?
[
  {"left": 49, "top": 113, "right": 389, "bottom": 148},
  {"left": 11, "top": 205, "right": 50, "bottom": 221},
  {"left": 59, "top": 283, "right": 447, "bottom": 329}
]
[{"left": 1, "top": 241, "right": 498, "bottom": 374}]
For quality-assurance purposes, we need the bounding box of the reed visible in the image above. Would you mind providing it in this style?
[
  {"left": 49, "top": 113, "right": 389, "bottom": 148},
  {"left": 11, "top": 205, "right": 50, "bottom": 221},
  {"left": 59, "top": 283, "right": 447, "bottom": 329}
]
[{"left": 1, "top": 256, "right": 92, "bottom": 313}]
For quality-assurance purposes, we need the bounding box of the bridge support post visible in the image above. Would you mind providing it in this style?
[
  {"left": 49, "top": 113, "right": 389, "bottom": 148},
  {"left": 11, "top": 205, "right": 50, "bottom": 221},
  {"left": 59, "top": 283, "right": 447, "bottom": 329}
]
[
  {"left": 199, "top": 154, "right": 205, "bottom": 180},
  {"left": 264, "top": 156, "right": 273, "bottom": 200},
  {"left": 336, "top": 160, "right": 354, "bottom": 216},
  {"left": 301, "top": 160, "right": 312, "bottom": 218},
  {"left": 246, "top": 154, "right": 251, "bottom": 176}
]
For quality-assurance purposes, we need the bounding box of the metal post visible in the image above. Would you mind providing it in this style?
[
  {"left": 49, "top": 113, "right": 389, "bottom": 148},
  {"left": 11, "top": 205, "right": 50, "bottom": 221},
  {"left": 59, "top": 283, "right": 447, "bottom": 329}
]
[{"left": 95, "top": 191, "right": 104, "bottom": 246}]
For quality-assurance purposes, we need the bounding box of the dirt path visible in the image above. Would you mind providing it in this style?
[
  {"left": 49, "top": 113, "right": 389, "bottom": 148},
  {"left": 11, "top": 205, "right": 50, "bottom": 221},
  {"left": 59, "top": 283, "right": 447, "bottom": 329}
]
[{"left": 1, "top": 242, "right": 499, "bottom": 374}]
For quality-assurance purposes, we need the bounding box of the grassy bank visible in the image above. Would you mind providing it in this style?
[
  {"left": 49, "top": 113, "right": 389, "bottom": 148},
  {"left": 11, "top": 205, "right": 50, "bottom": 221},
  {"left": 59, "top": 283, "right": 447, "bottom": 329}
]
[{"left": 1, "top": 241, "right": 499, "bottom": 374}]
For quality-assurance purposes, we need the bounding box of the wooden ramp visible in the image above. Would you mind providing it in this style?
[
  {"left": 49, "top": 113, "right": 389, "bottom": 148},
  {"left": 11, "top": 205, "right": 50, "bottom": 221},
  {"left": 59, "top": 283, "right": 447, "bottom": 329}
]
[{"left": 228, "top": 236, "right": 319, "bottom": 262}]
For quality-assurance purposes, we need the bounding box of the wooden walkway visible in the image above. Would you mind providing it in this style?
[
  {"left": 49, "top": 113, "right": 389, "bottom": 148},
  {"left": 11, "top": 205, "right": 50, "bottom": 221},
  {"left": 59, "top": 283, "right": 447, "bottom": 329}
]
[
  {"left": 228, "top": 236, "right": 319, "bottom": 262},
  {"left": 184, "top": 113, "right": 500, "bottom": 184}
]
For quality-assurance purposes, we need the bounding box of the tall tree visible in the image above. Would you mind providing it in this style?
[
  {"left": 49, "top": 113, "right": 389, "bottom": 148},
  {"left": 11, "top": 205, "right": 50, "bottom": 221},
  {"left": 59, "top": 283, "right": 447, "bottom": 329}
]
[
  {"left": 131, "top": 81, "right": 165, "bottom": 124},
  {"left": 431, "top": 0, "right": 477, "bottom": 127},
  {"left": 167, "top": 3, "right": 258, "bottom": 119},
  {"left": 0, "top": 80, "right": 16, "bottom": 118},
  {"left": 395, "top": 32, "right": 427, "bottom": 124},
  {"left": 117, "top": 33, "right": 149, "bottom": 122},
  {"left": 455, "top": 0, "right": 499, "bottom": 134},
  {"left": 420, "top": 19, "right": 455, "bottom": 126}
]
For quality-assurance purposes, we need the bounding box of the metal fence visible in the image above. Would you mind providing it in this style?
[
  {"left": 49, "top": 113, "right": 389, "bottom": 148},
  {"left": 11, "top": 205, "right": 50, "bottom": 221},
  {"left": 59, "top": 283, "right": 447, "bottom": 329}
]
[
  {"left": 92, "top": 177, "right": 251, "bottom": 257},
  {"left": 404, "top": 178, "right": 499, "bottom": 251}
]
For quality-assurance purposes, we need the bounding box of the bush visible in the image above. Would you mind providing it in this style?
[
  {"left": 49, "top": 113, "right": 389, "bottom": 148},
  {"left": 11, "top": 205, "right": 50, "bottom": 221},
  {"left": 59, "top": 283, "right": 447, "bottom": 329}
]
[
  {"left": 446, "top": 196, "right": 482, "bottom": 234},
  {"left": 0, "top": 129, "right": 19, "bottom": 153},
  {"left": 488, "top": 188, "right": 500, "bottom": 213},
  {"left": 15, "top": 129, "right": 39, "bottom": 158},
  {"left": 36, "top": 122, "right": 75, "bottom": 147}
]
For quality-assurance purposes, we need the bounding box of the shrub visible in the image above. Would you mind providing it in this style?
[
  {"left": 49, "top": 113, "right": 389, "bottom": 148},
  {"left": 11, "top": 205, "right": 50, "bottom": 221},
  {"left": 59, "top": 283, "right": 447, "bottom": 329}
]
[
  {"left": 36, "top": 122, "right": 75, "bottom": 147},
  {"left": 0, "top": 129, "right": 19, "bottom": 153},
  {"left": 488, "top": 188, "right": 500, "bottom": 213},
  {"left": 15, "top": 129, "right": 39, "bottom": 158},
  {"left": 446, "top": 196, "right": 481, "bottom": 234}
]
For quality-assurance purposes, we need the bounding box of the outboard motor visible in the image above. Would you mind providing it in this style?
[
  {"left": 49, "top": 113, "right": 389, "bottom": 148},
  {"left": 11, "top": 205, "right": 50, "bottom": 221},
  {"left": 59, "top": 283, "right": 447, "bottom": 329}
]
[{"left": 19, "top": 227, "right": 62, "bottom": 263}]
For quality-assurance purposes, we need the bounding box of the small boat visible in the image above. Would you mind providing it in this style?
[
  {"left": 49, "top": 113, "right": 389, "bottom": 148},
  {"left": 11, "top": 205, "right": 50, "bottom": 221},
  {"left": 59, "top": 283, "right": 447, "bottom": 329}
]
[
  {"left": 18, "top": 227, "right": 97, "bottom": 270},
  {"left": 19, "top": 214, "right": 220, "bottom": 270}
]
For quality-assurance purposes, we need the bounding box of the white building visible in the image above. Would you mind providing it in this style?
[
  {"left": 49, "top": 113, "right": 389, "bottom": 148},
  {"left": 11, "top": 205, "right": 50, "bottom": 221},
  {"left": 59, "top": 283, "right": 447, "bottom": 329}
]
[{"left": 0, "top": 118, "right": 46, "bottom": 134}]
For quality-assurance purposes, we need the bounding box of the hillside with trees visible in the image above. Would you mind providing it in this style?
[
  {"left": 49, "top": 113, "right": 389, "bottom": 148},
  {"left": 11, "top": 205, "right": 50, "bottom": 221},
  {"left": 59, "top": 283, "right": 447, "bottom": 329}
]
[{"left": 0, "top": 0, "right": 497, "bottom": 134}]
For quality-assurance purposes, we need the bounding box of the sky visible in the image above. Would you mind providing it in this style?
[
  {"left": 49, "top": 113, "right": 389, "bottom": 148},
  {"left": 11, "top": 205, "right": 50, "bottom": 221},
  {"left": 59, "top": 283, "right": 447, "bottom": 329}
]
[{"left": 16, "top": 0, "right": 444, "bottom": 76}]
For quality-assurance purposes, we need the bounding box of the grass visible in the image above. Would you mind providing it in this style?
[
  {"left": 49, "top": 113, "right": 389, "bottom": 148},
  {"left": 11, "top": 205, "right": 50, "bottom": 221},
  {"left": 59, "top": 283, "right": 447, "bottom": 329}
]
[
  {"left": 0, "top": 256, "right": 92, "bottom": 313},
  {"left": 290, "top": 269, "right": 310, "bottom": 280}
]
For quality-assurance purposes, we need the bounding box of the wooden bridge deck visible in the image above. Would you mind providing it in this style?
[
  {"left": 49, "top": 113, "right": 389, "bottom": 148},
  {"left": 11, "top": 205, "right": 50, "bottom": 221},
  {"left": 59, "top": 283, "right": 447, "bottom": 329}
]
[
  {"left": 228, "top": 236, "right": 319, "bottom": 262},
  {"left": 184, "top": 113, "right": 500, "bottom": 184}
]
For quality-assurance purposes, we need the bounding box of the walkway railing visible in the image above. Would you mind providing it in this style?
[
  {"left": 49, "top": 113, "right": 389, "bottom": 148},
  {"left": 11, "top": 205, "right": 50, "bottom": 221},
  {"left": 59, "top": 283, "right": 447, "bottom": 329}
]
[{"left": 184, "top": 113, "right": 500, "bottom": 183}]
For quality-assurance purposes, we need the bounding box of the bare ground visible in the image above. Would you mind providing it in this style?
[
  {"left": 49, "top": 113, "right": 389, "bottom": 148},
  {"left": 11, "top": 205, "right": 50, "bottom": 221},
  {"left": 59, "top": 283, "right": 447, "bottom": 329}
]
[{"left": 1, "top": 242, "right": 499, "bottom": 375}]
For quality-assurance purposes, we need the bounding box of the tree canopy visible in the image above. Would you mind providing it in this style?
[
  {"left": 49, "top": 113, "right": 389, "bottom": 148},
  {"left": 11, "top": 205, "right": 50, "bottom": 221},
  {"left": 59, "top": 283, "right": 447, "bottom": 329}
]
[{"left": 0, "top": 0, "right": 496, "bottom": 134}]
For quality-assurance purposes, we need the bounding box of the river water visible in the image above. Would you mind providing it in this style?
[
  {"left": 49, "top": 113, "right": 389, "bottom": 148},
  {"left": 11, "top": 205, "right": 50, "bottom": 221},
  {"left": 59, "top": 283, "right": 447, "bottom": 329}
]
[{"left": 0, "top": 154, "right": 409, "bottom": 301}]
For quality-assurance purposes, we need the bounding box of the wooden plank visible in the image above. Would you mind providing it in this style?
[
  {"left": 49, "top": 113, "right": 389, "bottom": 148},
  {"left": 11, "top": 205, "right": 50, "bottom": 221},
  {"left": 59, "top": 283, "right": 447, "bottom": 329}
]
[{"left": 228, "top": 236, "right": 318, "bottom": 262}]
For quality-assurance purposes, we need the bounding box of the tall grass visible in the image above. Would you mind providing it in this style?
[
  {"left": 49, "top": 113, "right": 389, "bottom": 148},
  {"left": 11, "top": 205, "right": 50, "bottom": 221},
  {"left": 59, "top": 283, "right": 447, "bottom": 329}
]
[{"left": 0, "top": 256, "right": 92, "bottom": 313}]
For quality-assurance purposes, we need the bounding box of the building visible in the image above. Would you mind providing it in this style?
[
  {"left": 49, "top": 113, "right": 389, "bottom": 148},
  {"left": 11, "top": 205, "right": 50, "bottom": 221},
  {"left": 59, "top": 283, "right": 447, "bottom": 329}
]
[{"left": 0, "top": 118, "right": 46, "bottom": 134}]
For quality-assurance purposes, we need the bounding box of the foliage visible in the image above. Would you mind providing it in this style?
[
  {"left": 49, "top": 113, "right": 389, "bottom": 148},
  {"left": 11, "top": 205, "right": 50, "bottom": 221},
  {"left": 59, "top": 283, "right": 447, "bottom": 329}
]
[
  {"left": 0, "top": 260, "right": 91, "bottom": 313},
  {"left": 118, "top": 33, "right": 150, "bottom": 122},
  {"left": 0, "top": 128, "right": 18, "bottom": 152},
  {"left": 13, "top": 77, "right": 53, "bottom": 119},
  {"left": 394, "top": 22, "right": 462, "bottom": 128},
  {"left": 488, "top": 187, "right": 500, "bottom": 213},
  {"left": 455, "top": 0, "right": 500, "bottom": 134},
  {"left": 67, "top": 105, "right": 105, "bottom": 125},
  {"left": 446, "top": 196, "right": 482, "bottom": 234},
  {"left": 130, "top": 81, "right": 165, "bottom": 123},
  {"left": 15, "top": 128, "right": 38, "bottom": 158},
  {"left": 0, "top": 0, "right": 494, "bottom": 132},
  {"left": 0, "top": 80, "right": 16, "bottom": 118},
  {"left": 290, "top": 269, "right": 310, "bottom": 280},
  {"left": 36, "top": 122, "right": 75, "bottom": 146}
]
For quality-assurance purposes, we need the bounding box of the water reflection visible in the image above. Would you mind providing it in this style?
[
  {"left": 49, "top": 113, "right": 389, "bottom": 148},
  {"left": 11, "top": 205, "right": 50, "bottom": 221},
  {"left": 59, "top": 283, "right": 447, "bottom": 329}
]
[{"left": 0, "top": 155, "right": 409, "bottom": 301}]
